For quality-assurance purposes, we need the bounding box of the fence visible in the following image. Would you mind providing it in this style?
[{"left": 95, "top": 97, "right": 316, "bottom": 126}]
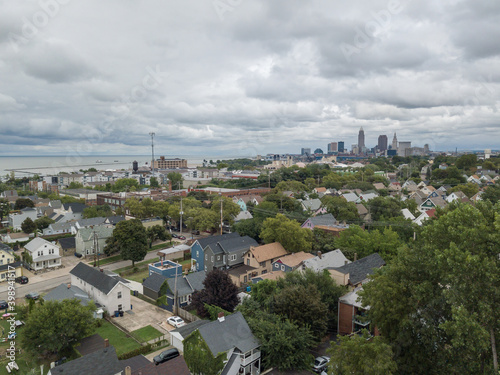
[{"left": 178, "top": 307, "right": 200, "bottom": 322}]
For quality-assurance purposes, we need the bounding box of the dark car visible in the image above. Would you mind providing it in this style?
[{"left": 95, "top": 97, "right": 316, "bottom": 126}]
[
  {"left": 25, "top": 292, "right": 40, "bottom": 300},
  {"left": 178, "top": 235, "right": 186, "bottom": 240},
  {"left": 171, "top": 233, "right": 178, "bottom": 238},
  {"left": 0, "top": 300, "right": 8, "bottom": 310},
  {"left": 74, "top": 252, "right": 83, "bottom": 258},
  {"left": 191, "top": 230, "right": 200, "bottom": 235},
  {"left": 15, "top": 276, "right": 29, "bottom": 284},
  {"left": 153, "top": 348, "right": 179, "bottom": 365}
]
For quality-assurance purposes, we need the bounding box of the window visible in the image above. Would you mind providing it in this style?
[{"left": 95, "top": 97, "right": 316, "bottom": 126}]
[
  {"left": 205, "top": 254, "right": 208, "bottom": 260},
  {"left": 217, "top": 256, "right": 220, "bottom": 261},
  {"left": 118, "top": 304, "right": 122, "bottom": 311},
  {"left": 211, "top": 256, "right": 214, "bottom": 262},
  {"left": 274, "top": 263, "right": 279, "bottom": 269},
  {"left": 243, "top": 276, "right": 247, "bottom": 283},
  {"left": 118, "top": 291, "right": 122, "bottom": 299},
  {"left": 281, "top": 265, "right": 285, "bottom": 271},
  {"left": 259, "top": 261, "right": 266, "bottom": 267},
  {"left": 196, "top": 251, "right": 199, "bottom": 257},
  {"left": 229, "top": 254, "right": 236, "bottom": 261}
]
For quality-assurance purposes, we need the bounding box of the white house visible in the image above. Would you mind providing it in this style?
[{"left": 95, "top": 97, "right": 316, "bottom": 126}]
[
  {"left": 69, "top": 262, "right": 131, "bottom": 313},
  {"left": 8, "top": 208, "right": 38, "bottom": 230},
  {"left": 24, "top": 237, "right": 62, "bottom": 271}
]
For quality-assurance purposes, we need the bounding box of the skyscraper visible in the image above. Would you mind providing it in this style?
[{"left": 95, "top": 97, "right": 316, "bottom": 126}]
[
  {"left": 338, "top": 141, "right": 345, "bottom": 153},
  {"left": 301, "top": 148, "right": 311, "bottom": 156},
  {"left": 391, "top": 133, "right": 398, "bottom": 151},
  {"left": 378, "top": 135, "right": 388, "bottom": 152},
  {"left": 327, "top": 142, "right": 338, "bottom": 154},
  {"left": 358, "top": 127, "right": 365, "bottom": 150}
]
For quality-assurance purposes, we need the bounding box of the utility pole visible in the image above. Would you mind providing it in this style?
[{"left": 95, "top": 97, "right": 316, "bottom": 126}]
[
  {"left": 149, "top": 132, "right": 155, "bottom": 178},
  {"left": 268, "top": 172, "right": 271, "bottom": 189},
  {"left": 179, "top": 195, "right": 183, "bottom": 236},
  {"left": 219, "top": 189, "right": 223, "bottom": 235},
  {"left": 93, "top": 230, "right": 100, "bottom": 268}
]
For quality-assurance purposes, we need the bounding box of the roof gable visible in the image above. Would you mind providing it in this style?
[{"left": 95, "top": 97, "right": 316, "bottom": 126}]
[
  {"left": 332, "top": 253, "right": 385, "bottom": 285},
  {"left": 70, "top": 262, "right": 120, "bottom": 294},
  {"left": 247, "top": 242, "right": 288, "bottom": 262}
]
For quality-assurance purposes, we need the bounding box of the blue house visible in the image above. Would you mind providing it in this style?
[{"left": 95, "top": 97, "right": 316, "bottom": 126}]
[
  {"left": 148, "top": 259, "right": 182, "bottom": 278},
  {"left": 233, "top": 197, "right": 247, "bottom": 212},
  {"left": 190, "top": 233, "right": 240, "bottom": 272}
]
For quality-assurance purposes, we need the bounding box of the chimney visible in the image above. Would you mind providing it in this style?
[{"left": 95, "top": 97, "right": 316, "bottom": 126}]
[
  {"left": 344, "top": 260, "right": 349, "bottom": 265},
  {"left": 354, "top": 253, "right": 358, "bottom": 262},
  {"left": 218, "top": 312, "right": 225, "bottom": 322},
  {"left": 67, "top": 283, "right": 71, "bottom": 289},
  {"left": 125, "top": 366, "right": 132, "bottom": 375},
  {"left": 317, "top": 251, "right": 322, "bottom": 259},
  {"left": 104, "top": 338, "right": 109, "bottom": 348}
]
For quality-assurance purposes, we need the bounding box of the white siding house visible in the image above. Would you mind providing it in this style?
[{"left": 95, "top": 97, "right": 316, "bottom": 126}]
[{"left": 24, "top": 237, "right": 62, "bottom": 271}]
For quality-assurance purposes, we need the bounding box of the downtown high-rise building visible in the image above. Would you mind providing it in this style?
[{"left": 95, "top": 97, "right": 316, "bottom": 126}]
[
  {"left": 301, "top": 148, "right": 311, "bottom": 155},
  {"left": 358, "top": 127, "right": 365, "bottom": 150},
  {"left": 391, "top": 133, "right": 398, "bottom": 150},
  {"left": 338, "top": 141, "right": 345, "bottom": 153},
  {"left": 378, "top": 135, "right": 388, "bottom": 152},
  {"left": 327, "top": 142, "right": 338, "bottom": 153}
]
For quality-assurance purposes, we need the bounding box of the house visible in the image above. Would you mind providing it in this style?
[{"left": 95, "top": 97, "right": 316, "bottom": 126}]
[
  {"left": 301, "top": 213, "right": 337, "bottom": 230},
  {"left": 171, "top": 319, "right": 211, "bottom": 353},
  {"left": 24, "top": 237, "right": 62, "bottom": 271},
  {"left": 0, "top": 232, "right": 32, "bottom": 244},
  {"left": 0, "top": 244, "right": 22, "bottom": 282},
  {"left": 183, "top": 311, "right": 261, "bottom": 375},
  {"left": 157, "top": 244, "right": 190, "bottom": 262},
  {"left": 357, "top": 192, "right": 379, "bottom": 203},
  {"left": 104, "top": 215, "right": 126, "bottom": 226},
  {"left": 298, "top": 198, "right": 323, "bottom": 212},
  {"left": 419, "top": 196, "right": 447, "bottom": 212},
  {"left": 388, "top": 182, "right": 402, "bottom": 192},
  {"left": 338, "top": 286, "right": 378, "bottom": 336},
  {"left": 203, "top": 235, "right": 258, "bottom": 272},
  {"left": 58, "top": 236, "right": 76, "bottom": 255},
  {"left": 251, "top": 270, "right": 286, "bottom": 283},
  {"left": 75, "top": 226, "right": 114, "bottom": 257},
  {"left": 302, "top": 249, "right": 350, "bottom": 272},
  {"left": 271, "top": 251, "right": 315, "bottom": 273},
  {"left": 470, "top": 191, "right": 483, "bottom": 203},
  {"left": 235, "top": 210, "right": 253, "bottom": 222},
  {"left": 190, "top": 232, "right": 241, "bottom": 271},
  {"left": 409, "top": 190, "right": 429, "bottom": 206},
  {"left": 372, "top": 183, "right": 386, "bottom": 190},
  {"left": 341, "top": 192, "right": 359, "bottom": 203},
  {"left": 8, "top": 207, "right": 38, "bottom": 230},
  {"left": 446, "top": 191, "right": 470, "bottom": 203},
  {"left": 413, "top": 208, "right": 437, "bottom": 226},
  {"left": 44, "top": 283, "right": 104, "bottom": 319},
  {"left": 142, "top": 272, "right": 168, "bottom": 300},
  {"left": 70, "top": 262, "right": 131, "bottom": 313},
  {"left": 43, "top": 222, "right": 74, "bottom": 236},
  {"left": 401, "top": 208, "right": 416, "bottom": 221},
  {"left": 73, "top": 217, "right": 107, "bottom": 233},
  {"left": 148, "top": 259, "right": 183, "bottom": 278},
  {"left": 243, "top": 242, "right": 288, "bottom": 274},
  {"left": 328, "top": 253, "right": 385, "bottom": 288}
]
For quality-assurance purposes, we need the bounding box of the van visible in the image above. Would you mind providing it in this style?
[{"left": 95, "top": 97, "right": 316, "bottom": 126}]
[{"left": 153, "top": 348, "right": 179, "bottom": 365}]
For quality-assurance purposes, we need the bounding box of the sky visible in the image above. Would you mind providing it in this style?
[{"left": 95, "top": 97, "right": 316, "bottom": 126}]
[{"left": 0, "top": 0, "right": 499, "bottom": 157}]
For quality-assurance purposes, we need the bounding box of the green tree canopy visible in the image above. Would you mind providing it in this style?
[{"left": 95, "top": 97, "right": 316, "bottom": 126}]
[
  {"left": 146, "top": 225, "right": 170, "bottom": 248},
  {"left": 34, "top": 216, "right": 55, "bottom": 230},
  {"left": 83, "top": 204, "right": 113, "bottom": 219},
  {"left": 0, "top": 198, "right": 10, "bottom": 221},
  {"left": 260, "top": 213, "right": 313, "bottom": 252},
  {"left": 167, "top": 172, "right": 183, "bottom": 189},
  {"left": 320, "top": 195, "right": 360, "bottom": 222},
  {"left": 21, "top": 217, "right": 37, "bottom": 234},
  {"left": 14, "top": 198, "right": 34, "bottom": 210},
  {"left": 107, "top": 219, "right": 148, "bottom": 266}
]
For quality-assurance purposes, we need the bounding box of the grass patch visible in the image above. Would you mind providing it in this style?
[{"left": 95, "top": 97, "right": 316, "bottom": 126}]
[
  {"left": 125, "top": 269, "right": 150, "bottom": 283},
  {"left": 130, "top": 325, "right": 163, "bottom": 343},
  {"left": 92, "top": 320, "right": 140, "bottom": 356},
  {"left": 115, "top": 258, "right": 159, "bottom": 275}
]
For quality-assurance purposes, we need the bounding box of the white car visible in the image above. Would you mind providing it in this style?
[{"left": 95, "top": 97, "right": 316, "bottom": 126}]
[{"left": 167, "top": 316, "right": 186, "bottom": 328}]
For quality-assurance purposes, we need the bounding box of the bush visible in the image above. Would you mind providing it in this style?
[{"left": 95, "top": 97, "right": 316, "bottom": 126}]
[{"left": 117, "top": 344, "right": 152, "bottom": 360}]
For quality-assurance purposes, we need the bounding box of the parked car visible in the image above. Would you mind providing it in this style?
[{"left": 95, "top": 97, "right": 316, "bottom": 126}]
[
  {"left": 74, "top": 252, "right": 83, "bottom": 258},
  {"left": 15, "top": 276, "right": 29, "bottom": 284},
  {"left": 153, "top": 348, "right": 179, "bottom": 365},
  {"left": 25, "top": 292, "right": 40, "bottom": 300},
  {"left": 0, "top": 300, "right": 8, "bottom": 310},
  {"left": 178, "top": 235, "right": 186, "bottom": 240},
  {"left": 313, "top": 356, "right": 330, "bottom": 373},
  {"left": 191, "top": 230, "right": 200, "bottom": 235},
  {"left": 166, "top": 316, "right": 186, "bottom": 328},
  {"left": 171, "top": 233, "right": 178, "bottom": 238}
]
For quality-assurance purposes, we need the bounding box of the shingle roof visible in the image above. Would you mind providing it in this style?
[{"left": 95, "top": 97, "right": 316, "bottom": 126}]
[
  {"left": 49, "top": 346, "right": 121, "bottom": 375},
  {"left": 217, "top": 236, "right": 258, "bottom": 254},
  {"left": 303, "top": 249, "right": 350, "bottom": 272},
  {"left": 0, "top": 243, "right": 12, "bottom": 252},
  {"left": 166, "top": 277, "right": 192, "bottom": 297},
  {"left": 252, "top": 270, "right": 285, "bottom": 281},
  {"left": 306, "top": 213, "right": 337, "bottom": 227},
  {"left": 58, "top": 237, "right": 76, "bottom": 250},
  {"left": 171, "top": 319, "right": 210, "bottom": 337},
  {"left": 195, "top": 232, "right": 240, "bottom": 249},
  {"left": 198, "top": 311, "right": 259, "bottom": 356},
  {"left": 44, "top": 283, "right": 92, "bottom": 305},
  {"left": 63, "top": 203, "right": 86, "bottom": 213},
  {"left": 142, "top": 273, "right": 168, "bottom": 293},
  {"left": 185, "top": 271, "right": 206, "bottom": 292},
  {"left": 301, "top": 198, "right": 322, "bottom": 211},
  {"left": 24, "top": 237, "right": 56, "bottom": 253},
  {"left": 106, "top": 216, "right": 125, "bottom": 225},
  {"left": 70, "top": 262, "right": 121, "bottom": 295},
  {"left": 77, "top": 226, "right": 114, "bottom": 242},
  {"left": 247, "top": 242, "right": 288, "bottom": 263},
  {"left": 76, "top": 217, "right": 107, "bottom": 227},
  {"left": 275, "top": 251, "right": 314, "bottom": 268},
  {"left": 331, "top": 253, "right": 385, "bottom": 285},
  {"left": 0, "top": 261, "right": 22, "bottom": 273}
]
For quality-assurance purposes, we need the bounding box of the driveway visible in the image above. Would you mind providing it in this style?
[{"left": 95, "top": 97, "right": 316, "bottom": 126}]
[{"left": 112, "top": 295, "right": 173, "bottom": 335}]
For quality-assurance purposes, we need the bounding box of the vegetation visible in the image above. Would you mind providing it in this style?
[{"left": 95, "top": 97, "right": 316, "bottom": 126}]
[
  {"left": 104, "top": 219, "right": 148, "bottom": 266},
  {"left": 21, "top": 217, "right": 36, "bottom": 234},
  {"left": 260, "top": 213, "right": 313, "bottom": 252}
]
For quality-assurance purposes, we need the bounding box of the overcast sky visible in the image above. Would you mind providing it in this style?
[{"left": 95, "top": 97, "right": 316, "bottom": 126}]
[{"left": 0, "top": 0, "right": 499, "bottom": 157}]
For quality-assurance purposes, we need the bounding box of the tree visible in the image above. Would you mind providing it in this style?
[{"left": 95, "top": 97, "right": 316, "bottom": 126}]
[
  {"left": 184, "top": 330, "right": 225, "bottom": 375},
  {"left": 109, "top": 219, "right": 148, "bottom": 267},
  {"left": 320, "top": 195, "right": 360, "bottom": 222},
  {"left": 191, "top": 269, "right": 239, "bottom": 317},
  {"left": 482, "top": 184, "right": 500, "bottom": 204},
  {"left": 233, "top": 218, "right": 262, "bottom": 241},
  {"left": 83, "top": 204, "right": 113, "bottom": 218},
  {"left": 14, "top": 198, "right": 34, "bottom": 210},
  {"left": 456, "top": 154, "right": 477, "bottom": 170},
  {"left": 34, "top": 216, "right": 55, "bottom": 230},
  {"left": 447, "top": 182, "right": 479, "bottom": 198},
  {"left": 112, "top": 178, "right": 140, "bottom": 193},
  {"left": 210, "top": 196, "right": 240, "bottom": 226},
  {"left": 149, "top": 176, "right": 159, "bottom": 188},
  {"left": 251, "top": 201, "right": 278, "bottom": 221},
  {"left": 260, "top": 214, "right": 313, "bottom": 252},
  {"left": 21, "top": 217, "right": 37, "bottom": 234},
  {"left": 68, "top": 181, "right": 84, "bottom": 189},
  {"left": 146, "top": 225, "right": 170, "bottom": 248},
  {"left": 328, "top": 330, "right": 397, "bottom": 375},
  {"left": 167, "top": 172, "right": 183, "bottom": 189},
  {"left": 366, "top": 196, "right": 403, "bottom": 222},
  {"left": 21, "top": 299, "right": 96, "bottom": 357},
  {"left": 0, "top": 198, "right": 10, "bottom": 221}
]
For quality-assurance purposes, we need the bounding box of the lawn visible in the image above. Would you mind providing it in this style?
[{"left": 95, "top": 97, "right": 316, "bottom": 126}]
[
  {"left": 130, "top": 325, "right": 163, "bottom": 343},
  {"left": 93, "top": 320, "right": 141, "bottom": 356},
  {"left": 125, "top": 268, "right": 150, "bottom": 283}
]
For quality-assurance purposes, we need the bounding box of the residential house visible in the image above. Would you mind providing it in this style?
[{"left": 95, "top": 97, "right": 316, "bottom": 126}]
[
  {"left": 55, "top": 203, "right": 86, "bottom": 222},
  {"left": 341, "top": 192, "right": 359, "bottom": 203},
  {"left": 157, "top": 244, "right": 190, "bottom": 263},
  {"left": 235, "top": 211, "right": 253, "bottom": 222},
  {"left": 413, "top": 208, "right": 437, "bottom": 226},
  {"left": 58, "top": 237, "right": 76, "bottom": 255},
  {"left": 408, "top": 190, "right": 428, "bottom": 206},
  {"left": 467, "top": 174, "right": 482, "bottom": 185},
  {"left": 183, "top": 311, "right": 261, "bottom": 375},
  {"left": 446, "top": 191, "right": 470, "bottom": 203},
  {"left": 251, "top": 270, "right": 286, "bottom": 283},
  {"left": 470, "top": 191, "right": 483, "bottom": 203},
  {"left": 419, "top": 196, "right": 447, "bottom": 212},
  {"left": 302, "top": 249, "right": 350, "bottom": 272},
  {"left": 203, "top": 235, "right": 258, "bottom": 272},
  {"left": 243, "top": 242, "right": 288, "bottom": 274},
  {"left": 43, "top": 222, "right": 73, "bottom": 236},
  {"left": 104, "top": 215, "right": 126, "bottom": 226},
  {"left": 142, "top": 272, "right": 168, "bottom": 300},
  {"left": 338, "top": 286, "right": 378, "bottom": 336},
  {"left": 148, "top": 259, "right": 182, "bottom": 278},
  {"left": 73, "top": 217, "right": 107, "bottom": 233},
  {"left": 402, "top": 180, "right": 418, "bottom": 192},
  {"left": 401, "top": 208, "right": 416, "bottom": 221},
  {"left": 0, "top": 243, "right": 22, "bottom": 282},
  {"left": 271, "top": 251, "right": 315, "bottom": 273},
  {"left": 170, "top": 319, "right": 210, "bottom": 353},
  {"left": 69, "top": 262, "right": 131, "bottom": 313},
  {"left": 8, "top": 208, "right": 38, "bottom": 230},
  {"left": 75, "top": 226, "right": 114, "bottom": 257},
  {"left": 301, "top": 213, "right": 337, "bottom": 230},
  {"left": 356, "top": 203, "right": 370, "bottom": 222},
  {"left": 190, "top": 233, "right": 241, "bottom": 271},
  {"left": 372, "top": 183, "right": 386, "bottom": 190},
  {"left": 328, "top": 253, "right": 385, "bottom": 288},
  {"left": 24, "top": 237, "right": 62, "bottom": 271},
  {"left": 44, "top": 283, "right": 104, "bottom": 319},
  {"left": 356, "top": 191, "right": 379, "bottom": 203},
  {"left": 0, "top": 232, "right": 32, "bottom": 244},
  {"left": 298, "top": 198, "right": 323, "bottom": 212},
  {"left": 388, "top": 182, "right": 402, "bottom": 192}
]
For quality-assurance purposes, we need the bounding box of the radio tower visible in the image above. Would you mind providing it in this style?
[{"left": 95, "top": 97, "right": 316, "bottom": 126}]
[{"left": 149, "top": 132, "right": 155, "bottom": 177}]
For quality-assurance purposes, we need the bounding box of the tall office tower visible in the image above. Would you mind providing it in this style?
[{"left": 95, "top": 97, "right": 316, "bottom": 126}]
[
  {"left": 378, "top": 135, "right": 388, "bottom": 152},
  {"left": 392, "top": 133, "right": 398, "bottom": 151},
  {"left": 358, "top": 127, "right": 365, "bottom": 150},
  {"left": 398, "top": 141, "right": 411, "bottom": 156},
  {"left": 338, "top": 141, "right": 345, "bottom": 153},
  {"left": 327, "top": 142, "right": 338, "bottom": 153},
  {"left": 301, "top": 148, "right": 311, "bottom": 156}
]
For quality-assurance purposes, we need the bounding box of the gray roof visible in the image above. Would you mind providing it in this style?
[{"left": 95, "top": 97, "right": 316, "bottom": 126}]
[
  {"left": 0, "top": 261, "right": 22, "bottom": 272},
  {"left": 301, "top": 198, "right": 322, "bottom": 211},
  {"left": 77, "top": 226, "right": 114, "bottom": 242},
  {"left": 306, "top": 213, "right": 337, "bottom": 226},
  {"left": 105, "top": 216, "right": 125, "bottom": 225},
  {"left": 142, "top": 272, "right": 167, "bottom": 293},
  {"left": 48, "top": 222, "right": 73, "bottom": 232},
  {"left": 44, "top": 283, "right": 92, "bottom": 305},
  {"left": 303, "top": 249, "right": 350, "bottom": 272},
  {"left": 198, "top": 311, "right": 259, "bottom": 356},
  {"left": 70, "top": 262, "right": 121, "bottom": 295},
  {"left": 342, "top": 192, "right": 359, "bottom": 202},
  {"left": 331, "top": 253, "right": 385, "bottom": 285},
  {"left": 49, "top": 200, "right": 62, "bottom": 209},
  {"left": 77, "top": 217, "right": 107, "bottom": 227},
  {"left": 185, "top": 271, "right": 206, "bottom": 292},
  {"left": 58, "top": 237, "right": 76, "bottom": 250},
  {"left": 0, "top": 243, "right": 12, "bottom": 252},
  {"left": 63, "top": 203, "right": 86, "bottom": 213},
  {"left": 24, "top": 237, "right": 57, "bottom": 253},
  {"left": 166, "top": 277, "right": 192, "bottom": 297},
  {"left": 171, "top": 319, "right": 210, "bottom": 338},
  {"left": 195, "top": 232, "right": 240, "bottom": 249},
  {"left": 217, "top": 236, "right": 258, "bottom": 254},
  {"left": 49, "top": 346, "right": 121, "bottom": 375}
]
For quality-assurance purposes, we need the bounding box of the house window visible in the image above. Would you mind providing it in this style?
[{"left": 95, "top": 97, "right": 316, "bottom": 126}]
[
  {"left": 259, "top": 261, "right": 266, "bottom": 267},
  {"left": 229, "top": 254, "right": 236, "bottom": 261},
  {"left": 205, "top": 254, "right": 208, "bottom": 260},
  {"left": 118, "top": 304, "right": 122, "bottom": 311},
  {"left": 217, "top": 256, "right": 220, "bottom": 261},
  {"left": 118, "top": 292, "right": 122, "bottom": 299},
  {"left": 244, "top": 276, "right": 247, "bottom": 283},
  {"left": 211, "top": 256, "right": 214, "bottom": 262},
  {"left": 281, "top": 265, "right": 285, "bottom": 271},
  {"left": 274, "top": 263, "right": 279, "bottom": 269},
  {"left": 196, "top": 251, "right": 199, "bottom": 257},
  {"left": 1, "top": 274, "right": 4, "bottom": 279}
]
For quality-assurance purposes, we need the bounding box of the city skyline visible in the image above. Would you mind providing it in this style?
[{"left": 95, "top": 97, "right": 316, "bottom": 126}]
[{"left": 1, "top": 1, "right": 499, "bottom": 157}]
